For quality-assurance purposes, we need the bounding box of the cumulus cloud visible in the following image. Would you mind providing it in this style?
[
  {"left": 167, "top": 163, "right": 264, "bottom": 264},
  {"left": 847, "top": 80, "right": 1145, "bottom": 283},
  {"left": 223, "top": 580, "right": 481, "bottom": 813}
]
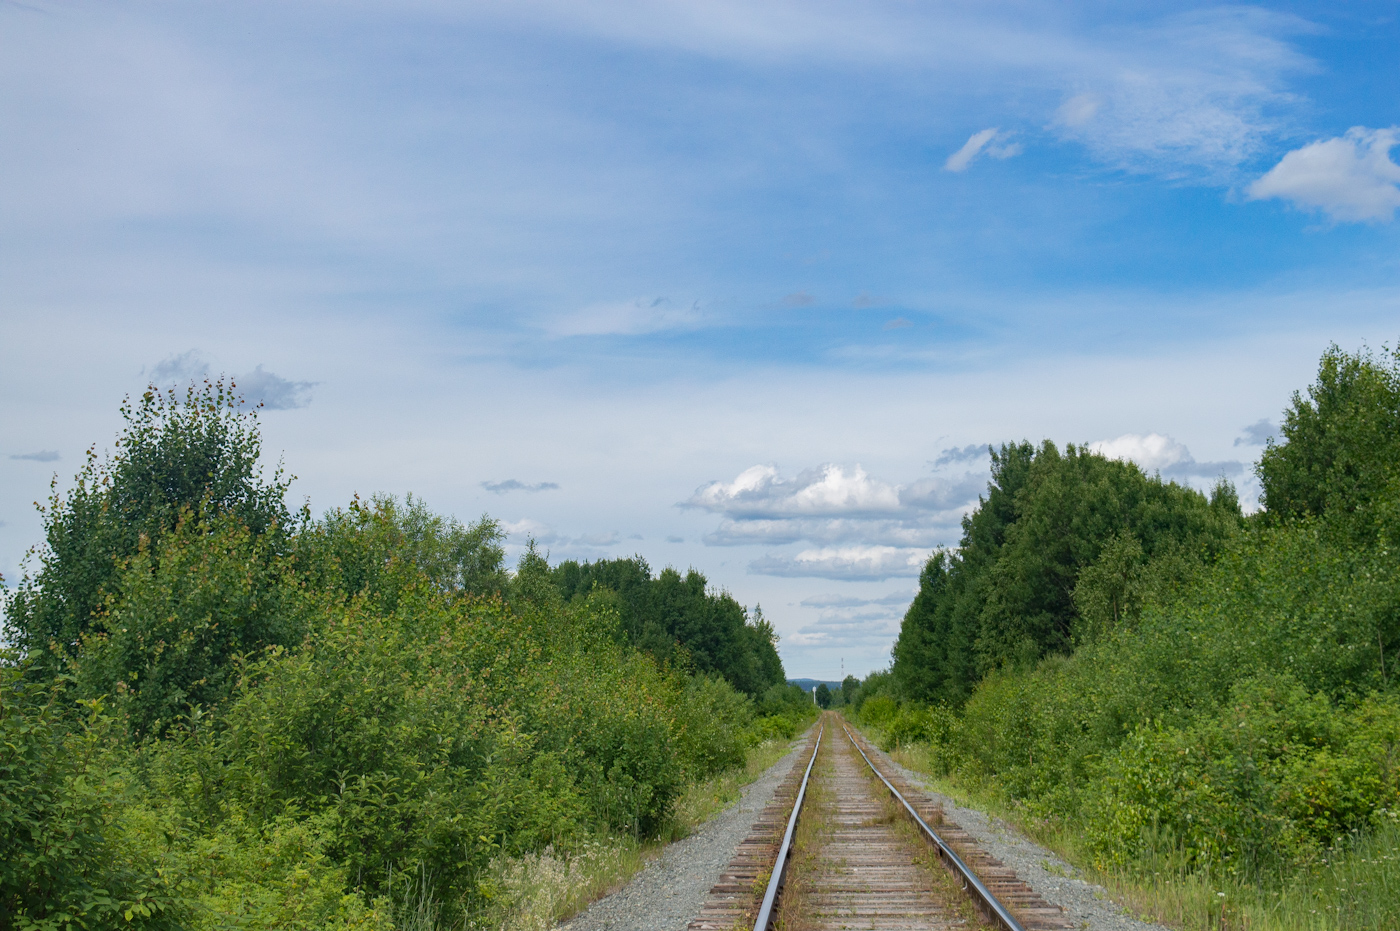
[
  {"left": 1235, "top": 419, "right": 1278, "bottom": 447},
  {"left": 147, "top": 351, "right": 315, "bottom": 410},
  {"left": 1090, "top": 432, "right": 1243, "bottom": 479},
  {"left": 749, "top": 545, "right": 927, "bottom": 581},
  {"left": 944, "top": 128, "right": 1021, "bottom": 172},
  {"left": 481, "top": 479, "right": 560, "bottom": 494},
  {"left": 1249, "top": 127, "right": 1400, "bottom": 223},
  {"left": 9, "top": 450, "right": 60, "bottom": 462},
  {"left": 686, "top": 464, "right": 901, "bottom": 518},
  {"left": 686, "top": 463, "right": 981, "bottom": 549}
]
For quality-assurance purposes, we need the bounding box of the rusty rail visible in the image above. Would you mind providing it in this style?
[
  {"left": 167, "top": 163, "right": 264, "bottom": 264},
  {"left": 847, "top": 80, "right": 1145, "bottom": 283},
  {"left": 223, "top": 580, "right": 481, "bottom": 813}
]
[{"left": 751, "top": 720, "right": 823, "bottom": 931}]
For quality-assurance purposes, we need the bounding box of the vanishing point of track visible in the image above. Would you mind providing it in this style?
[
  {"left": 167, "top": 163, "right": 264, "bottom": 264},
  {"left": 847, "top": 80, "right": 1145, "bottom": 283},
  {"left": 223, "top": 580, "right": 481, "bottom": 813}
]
[{"left": 688, "top": 712, "right": 1074, "bottom": 931}]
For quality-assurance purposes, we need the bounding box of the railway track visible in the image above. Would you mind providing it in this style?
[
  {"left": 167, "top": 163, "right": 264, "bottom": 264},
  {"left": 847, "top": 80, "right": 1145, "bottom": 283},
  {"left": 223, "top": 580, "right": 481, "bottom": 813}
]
[{"left": 689, "top": 713, "right": 1073, "bottom": 931}]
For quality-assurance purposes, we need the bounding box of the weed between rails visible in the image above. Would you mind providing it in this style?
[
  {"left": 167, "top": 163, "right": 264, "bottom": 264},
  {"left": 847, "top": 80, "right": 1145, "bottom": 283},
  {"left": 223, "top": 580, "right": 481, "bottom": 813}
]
[
  {"left": 857, "top": 752, "right": 991, "bottom": 929},
  {"left": 888, "top": 743, "right": 1400, "bottom": 931},
  {"left": 772, "top": 742, "right": 832, "bottom": 931}
]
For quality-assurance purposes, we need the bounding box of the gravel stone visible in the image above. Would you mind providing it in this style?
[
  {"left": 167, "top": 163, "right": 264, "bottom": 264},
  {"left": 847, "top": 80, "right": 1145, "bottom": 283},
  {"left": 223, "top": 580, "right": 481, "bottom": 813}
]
[
  {"left": 880, "top": 754, "right": 1171, "bottom": 931},
  {"left": 560, "top": 744, "right": 803, "bottom": 931}
]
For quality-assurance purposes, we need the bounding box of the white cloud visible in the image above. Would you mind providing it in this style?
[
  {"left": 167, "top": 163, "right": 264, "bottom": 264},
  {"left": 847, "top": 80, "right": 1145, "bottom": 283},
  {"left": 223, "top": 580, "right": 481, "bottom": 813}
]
[
  {"left": 1090, "top": 432, "right": 1243, "bottom": 480},
  {"left": 686, "top": 463, "right": 902, "bottom": 518},
  {"left": 749, "top": 545, "right": 927, "bottom": 581},
  {"left": 686, "top": 463, "right": 981, "bottom": 554},
  {"left": 944, "top": 128, "right": 1020, "bottom": 172},
  {"left": 1056, "top": 93, "right": 1101, "bottom": 128},
  {"left": 1249, "top": 127, "right": 1400, "bottom": 223},
  {"left": 1048, "top": 9, "right": 1311, "bottom": 178}
]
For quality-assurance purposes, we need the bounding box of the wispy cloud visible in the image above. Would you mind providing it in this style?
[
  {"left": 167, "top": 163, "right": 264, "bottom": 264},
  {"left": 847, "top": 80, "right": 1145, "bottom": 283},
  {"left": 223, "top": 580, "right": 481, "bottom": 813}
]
[
  {"left": 783, "top": 291, "right": 817, "bottom": 307},
  {"left": 549, "top": 297, "right": 707, "bottom": 337},
  {"left": 482, "top": 479, "right": 560, "bottom": 494},
  {"left": 1090, "top": 432, "right": 1243, "bottom": 479},
  {"left": 944, "top": 128, "right": 1021, "bottom": 172},
  {"left": 9, "top": 450, "right": 60, "bottom": 462},
  {"left": 1249, "top": 127, "right": 1400, "bottom": 223},
  {"left": 500, "top": 3, "right": 1312, "bottom": 181},
  {"left": 1047, "top": 8, "right": 1314, "bottom": 178}
]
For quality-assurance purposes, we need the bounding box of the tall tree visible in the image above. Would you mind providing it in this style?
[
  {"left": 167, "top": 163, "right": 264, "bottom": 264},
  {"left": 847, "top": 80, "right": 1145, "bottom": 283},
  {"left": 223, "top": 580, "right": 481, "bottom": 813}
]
[
  {"left": 7, "top": 380, "right": 291, "bottom": 672},
  {"left": 1257, "top": 342, "right": 1400, "bottom": 541}
]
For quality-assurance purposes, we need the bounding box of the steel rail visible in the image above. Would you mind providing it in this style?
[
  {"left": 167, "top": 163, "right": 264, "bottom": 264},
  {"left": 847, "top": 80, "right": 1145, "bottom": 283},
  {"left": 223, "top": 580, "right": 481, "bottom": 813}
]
[
  {"left": 841, "top": 722, "right": 1028, "bottom": 931},
  {"left": 751, "top": 720, "right": 824, "bottom": 931}
]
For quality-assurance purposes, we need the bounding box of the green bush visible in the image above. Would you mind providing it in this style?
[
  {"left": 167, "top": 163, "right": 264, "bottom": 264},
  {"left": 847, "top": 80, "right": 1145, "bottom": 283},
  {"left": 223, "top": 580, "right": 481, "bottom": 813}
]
[
  {"left": 0, "top": 663, "right": 189, "bottom": 931},
  {"left": 1087, "top": 677, "right": 1400, "bottom": 875}
]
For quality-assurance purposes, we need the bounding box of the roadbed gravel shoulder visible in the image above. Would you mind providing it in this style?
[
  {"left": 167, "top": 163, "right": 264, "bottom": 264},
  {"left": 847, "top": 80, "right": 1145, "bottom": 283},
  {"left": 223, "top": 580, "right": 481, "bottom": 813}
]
[
  {"left": 876, "top": 746, "right": 1172, "bottom": 931},
  {"left": 559, "top": 741, "right": 804, "bottom": 931}
]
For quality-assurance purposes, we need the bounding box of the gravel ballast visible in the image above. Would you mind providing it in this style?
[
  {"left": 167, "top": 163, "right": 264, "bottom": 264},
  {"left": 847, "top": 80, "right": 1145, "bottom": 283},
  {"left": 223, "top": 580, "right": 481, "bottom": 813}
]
[
  {"left": 559, "top": 744, "right": 803, "bottom": 931},
  {"left": 561, "top": 734, "right": 1171, "bottom": 931}
]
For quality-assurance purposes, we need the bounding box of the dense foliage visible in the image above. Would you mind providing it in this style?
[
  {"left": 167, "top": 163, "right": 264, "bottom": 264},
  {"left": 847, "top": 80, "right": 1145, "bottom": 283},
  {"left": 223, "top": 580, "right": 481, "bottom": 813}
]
[
  {"left": 891, "top": 440, "right": 1240, "bottom": 705},
  {"left": 550, "top": 557, "right": 784, "bottom": 697},
  {"left": 0, "top": 384, "right": 806, "bottom": 930},
  {"left": 8, "top": 382, "right": 292, "bottom": 678},
  {"left": 864, "top": 343, "right": 1400, "bottom": 920}
]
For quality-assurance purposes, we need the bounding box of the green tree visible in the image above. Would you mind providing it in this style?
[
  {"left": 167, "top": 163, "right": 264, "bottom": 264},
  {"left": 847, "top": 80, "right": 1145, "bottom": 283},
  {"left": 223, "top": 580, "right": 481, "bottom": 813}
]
[
  {"left": 1258, "top": 342, "right": 1400, "bottom": 541},
  {"left": 893, "top": 441, "right": 1240, "bottom": 704},
  {"left": 550, "top": 557, "right": 785, "bottom": 697},
  {"left": 7, "top": 381, "right": 290, "bottom": 672},
  {"left": 814, "top": 683, "right": 832, "bottom": 708}
]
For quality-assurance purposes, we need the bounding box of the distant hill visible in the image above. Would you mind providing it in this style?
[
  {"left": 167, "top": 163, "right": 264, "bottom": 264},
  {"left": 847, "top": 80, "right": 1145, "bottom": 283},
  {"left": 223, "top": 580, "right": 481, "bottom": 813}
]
[{"left": 788, "top": 678, "right": 844, "bottom": 693}]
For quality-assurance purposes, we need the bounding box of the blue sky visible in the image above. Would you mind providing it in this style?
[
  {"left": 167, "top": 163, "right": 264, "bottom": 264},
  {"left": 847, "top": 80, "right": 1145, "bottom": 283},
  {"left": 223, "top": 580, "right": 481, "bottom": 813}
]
[{"left": 3, "top": 0, "right": 1399, "bottom": 677}]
